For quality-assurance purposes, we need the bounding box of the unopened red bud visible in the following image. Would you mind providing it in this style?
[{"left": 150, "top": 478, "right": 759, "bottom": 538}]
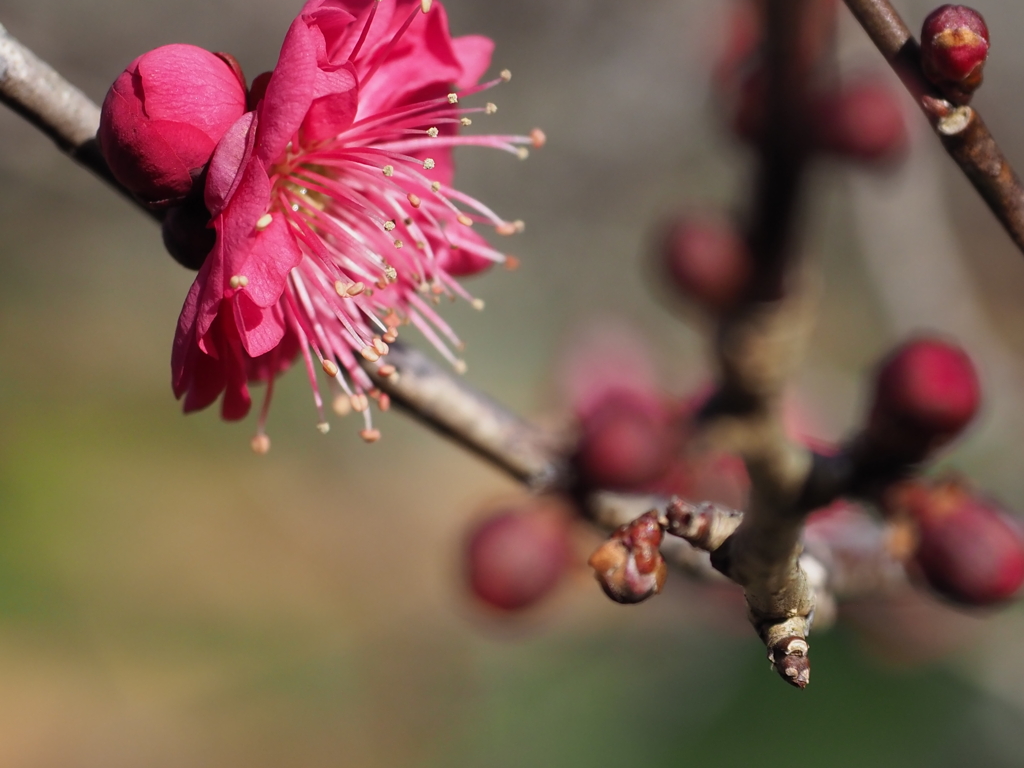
[
  {"left": 99, "top": 44, "right": 248, "bottom": 206},
  {"left": 575, "top": 391, "right": 676, "bottom": 491},
  {"left": 866, "top": 337, "right": 980, "bottom": 464},
  {"left": 662, "top": 216, "right": 752, "bottom": 312},
  {"left": 588, "top": 511, "right": 667, "bottom": 604},
  {"left": 920, "top": 5, "right": 989, "bottom": 103},
  {"left": 813, "top": 78, "right": 909, "bottom": 163},
  {"left": 465, "top": 500, "right": 572, "bottom": 612},
  {"left": 888, "top": 480, "right": 1024, "bottom": 606},
  {"left": 161, "top": 194, "right": 215, "bottom": 270}
]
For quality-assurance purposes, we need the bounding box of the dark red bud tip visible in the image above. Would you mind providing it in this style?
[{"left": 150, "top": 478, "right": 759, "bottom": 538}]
[
  {"left": 921, "top": 5, "right": 989, "bottom": 101},
  {"left": 575, "top": 390, "right": 676, "bottom": 491},
  {"left": 465, "top": 501, "right": 572, "bottom": 612},
  {"left": 770, "top": 637, "right": 810, "bottom": 689},
  {"left": 662, "top": 216, "right": 752, "bottom": 312},
  {"left": 888, "top": 480, "right": 1024, "bottom": 606},
  {"left": 867, "top": 336, "right": 980, "bottom": 463},
  {"left": 161, "top": 194, "right": 215, "bottom": 270},
  {"left": 813, "top": 79, "right": 909, "bottom": 164},
  {"left": 588, "top": 511, "right": 668, "bottom": 604}
]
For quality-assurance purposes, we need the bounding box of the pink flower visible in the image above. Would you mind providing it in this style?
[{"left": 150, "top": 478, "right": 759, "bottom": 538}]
[
  {"left": 99, "top": 45, "right": 248, "bottom": 206},
  {"left": 170, "top": 0, "right": 541, "bottom": 448}
]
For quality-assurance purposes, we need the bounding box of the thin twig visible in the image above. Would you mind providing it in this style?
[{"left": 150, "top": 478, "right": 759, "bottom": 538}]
[{"left": 842, "top": 0, "right": 1024, "bottom": 256}]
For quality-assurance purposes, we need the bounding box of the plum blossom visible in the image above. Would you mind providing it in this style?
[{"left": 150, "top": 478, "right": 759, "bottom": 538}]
[{"left": 168, "top": 0, "right": 541, "bottom": 448}]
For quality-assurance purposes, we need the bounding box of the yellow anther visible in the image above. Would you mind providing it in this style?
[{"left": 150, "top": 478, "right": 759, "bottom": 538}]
[
  {"left": 333, "top": 394, "right": 352, "bottom": 417},
  {"left": 427, "top": 126, "right": 439, "bottom": 138},
  {"left": 447, "top": 93, "right": 459, "bottom": 104},
  {"left": 431, "top": 181, "right": 441, "bottom": 193},
  {"left": 351, "top": 393, "right": 369, "bottom": 412},
  {"left": 460, "top": 117, "right": 472, "bottom": 126},
  {"left": 316, "top": 422, "right": 331, "bottom": 434},
  {"left": 229, "top": 275, "right": 249, "bottom": 289},
  {"left": 457, "top": 214, "right": 473, "bottom": 226},
  {"left": 373, "top": 337, "right": 389, "bottom": 356},
  {"left": 496, "top": 222, "right": 517, "bottom": 236},
  {"left": 383, "top": 220, "right": 396, "bottom": 231},
  {"left": 347, "top": 281, "right": 366, "bottom": 297},
  {"left": 255, "top": 213, "right": 273, "bottom": 231},
  {"left": 485, "top": 102, "right": 498, "bottom": 114},
  {"left": 454, "top": 360, "right": 468, "bottom": 374},
  {"left": 471, "top": 298, "right": 485, "bottom": 310},
  {"left": 382, "top": 164, "right": 394, "bottom": 177},
  {"left": 420, "top": 0, "right": 432, "bottom": 12},
  {"left": 382, "top": 331, "right": 398, "bottom": 344},
  {"left": 360, "top": 346, "right": 380, "bottom": 362},
  {"left": 384, "top": 265, "right": 398, "bottom": 281},
  {"left": 517, "top": 147, "right": 530, "bottom": 160},
  {"left": 500, "top": 69, "right": 512, "bottom": 82},
  {"left": 423, "top": 158, "right": 435, "bottom": 170},
  {"left": 322, "top": 359, "right": 339, "bottom": 377}
]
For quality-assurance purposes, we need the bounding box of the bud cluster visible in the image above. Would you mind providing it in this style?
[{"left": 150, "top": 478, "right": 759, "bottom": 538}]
[{"left": 99, "top": 45, "right": 250, "bottom": 268}]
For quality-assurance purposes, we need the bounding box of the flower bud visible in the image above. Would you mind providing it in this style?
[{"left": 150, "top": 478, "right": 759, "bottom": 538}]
[
  {"left": 99, "top": 45, "right": 248, "bottom": 207},
  {"left": 888, "top": 479, "right": 1024, "bottom": 606},
  {"left": 161, "top": 194, "right": 215, "bottom": 270},
  {"left": 812, "top": 78, "right": 909, "bottom": 164},
  {"left": 588, "top": 511, "right": 667, "bottom": 604},
  {"left": 465, "top": 500, "right": 572, "bottom": 611},
  {"left": 662, "top": 216, "right": 752, "bottom": 312},
  {"left": 865, "top": 337, "right": 980, "bottom": 464},
  {"left": 575, "top": 390, "right": 676, "bottom": 491},
  {"left": 920, "top": 5, "right": 989, "bottom": 103}
]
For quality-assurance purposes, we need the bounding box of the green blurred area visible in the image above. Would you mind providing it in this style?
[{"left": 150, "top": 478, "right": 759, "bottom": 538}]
[{"left": 4, "top": 0, "right": 1024, "bottom": 765}]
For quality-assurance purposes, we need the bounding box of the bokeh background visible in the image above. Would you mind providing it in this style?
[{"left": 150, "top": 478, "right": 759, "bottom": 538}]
[{"left": 4, "top": 0, "right": 1024, "bottom": 765}]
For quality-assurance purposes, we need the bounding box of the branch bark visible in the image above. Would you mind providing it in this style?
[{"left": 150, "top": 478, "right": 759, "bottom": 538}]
[{"left": 0, "top": 22, "right": 155, "bottom": 214}]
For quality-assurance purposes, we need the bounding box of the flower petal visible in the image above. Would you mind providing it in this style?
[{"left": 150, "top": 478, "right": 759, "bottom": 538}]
[{"left": 257, "top": 16, "right": 319, "bottom": 165}]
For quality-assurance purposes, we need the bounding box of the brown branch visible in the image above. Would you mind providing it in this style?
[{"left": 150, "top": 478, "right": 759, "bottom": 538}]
[
  {"left": 693, "top": 0, "right": 828, "bottom": 688},
  {"left": 842, "top": 0, "right": 1024, "bottom": 256},
  {"left": 0, "top": 22, "right": 155, "bottom": 215},
  {"left": 363, "top": 344, "right": 562, "bottom": 487}
]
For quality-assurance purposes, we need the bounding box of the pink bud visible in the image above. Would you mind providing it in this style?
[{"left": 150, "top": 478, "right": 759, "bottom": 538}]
[
  {"left": 588, "top": 511, "right": 667, "bottom": 604},
  {"left": 812, "top": 78, "right": 909, "bottom": 163},
  {"left": 99, "top": 45, "right": 248, "bottom": 207},
  {"left": 662, "top": 216, "right": 752, "bottom": 312},
  {"left": 920, "top": 5, "right": 989, "bottom": 102},
  {"left": 866, "top": 337, "right": 980, "bottom": 463},
  {"left": 465, "top": 501, "right": 572, "bottom": 612},
  {"left": 575, "top": 390, "right": 676, "bottom": 491},
  {"left": 889, "top": 480, "right": 1024, "bottom": 606}
]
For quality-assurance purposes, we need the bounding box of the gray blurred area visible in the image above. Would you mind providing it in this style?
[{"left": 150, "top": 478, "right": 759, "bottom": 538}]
[{"left": 4, "top": 0, "right": 1024, "bottom": 765}]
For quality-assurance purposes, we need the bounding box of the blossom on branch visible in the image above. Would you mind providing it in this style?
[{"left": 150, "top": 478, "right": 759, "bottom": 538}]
[{"left": 99, "top": 0, "right": 541, "bottom": 448}]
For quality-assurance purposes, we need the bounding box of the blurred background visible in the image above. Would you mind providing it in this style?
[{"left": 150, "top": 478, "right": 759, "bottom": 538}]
[{"left": 4, "top": 0, "right": 1024, "bottom": 765}]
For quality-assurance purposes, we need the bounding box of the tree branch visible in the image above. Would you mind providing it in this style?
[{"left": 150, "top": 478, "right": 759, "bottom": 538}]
[
  {"left": 842, "top": 0, "right": 1024, "bottom": 256},
  {"left": 0, "top": 23, "right": 155, "bottom": 214}
]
